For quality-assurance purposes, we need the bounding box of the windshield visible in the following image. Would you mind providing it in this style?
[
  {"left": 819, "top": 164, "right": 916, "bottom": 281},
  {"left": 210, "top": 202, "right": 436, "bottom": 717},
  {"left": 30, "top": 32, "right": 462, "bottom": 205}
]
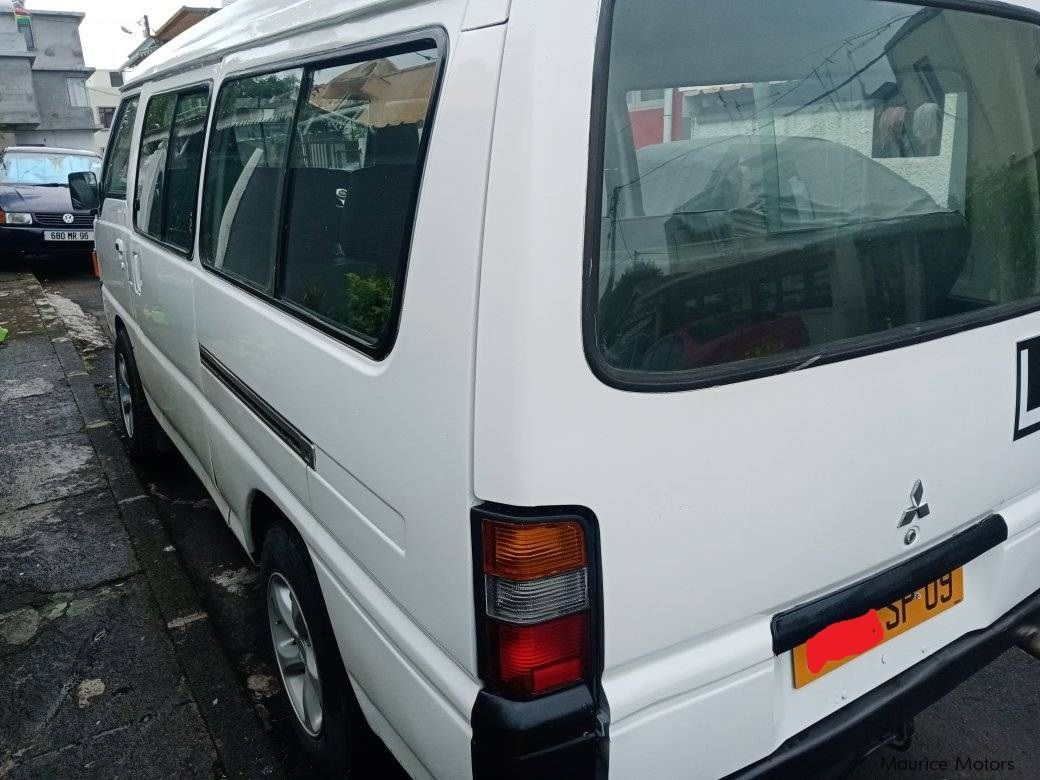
[
  {"left": 0, "top": 152, "right": 101, "bottom": 186},
  {"left": 591, "top": 0, "right": 1040, "bottom": 381}
]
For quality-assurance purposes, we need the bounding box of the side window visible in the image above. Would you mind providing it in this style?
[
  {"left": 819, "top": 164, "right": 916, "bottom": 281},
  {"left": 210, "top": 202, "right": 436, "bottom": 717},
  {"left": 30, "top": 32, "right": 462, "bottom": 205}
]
[
  {"left": 135, "top": 87, "right": 211, "bottom": 253},
  {"left": 135, "top": 93, "right": 175, "bottom": 240},
  {"left": 101, "top": 96, "right": 139, "bottom": 200},
  {"left": 165, "top": 90, "right": 211, "bottom": 251},
  {"left": 281, "top": 44, "right": 440, "bottom": 345},
  {"left": 201, "top": 69, "right": 303, "bottom": 292}
]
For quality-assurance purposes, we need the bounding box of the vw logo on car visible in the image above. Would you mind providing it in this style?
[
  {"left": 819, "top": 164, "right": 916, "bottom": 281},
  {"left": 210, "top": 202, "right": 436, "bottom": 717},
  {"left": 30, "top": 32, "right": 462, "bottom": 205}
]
[{"left": 63, "top": 213, "right": 75, "bottom": 224}]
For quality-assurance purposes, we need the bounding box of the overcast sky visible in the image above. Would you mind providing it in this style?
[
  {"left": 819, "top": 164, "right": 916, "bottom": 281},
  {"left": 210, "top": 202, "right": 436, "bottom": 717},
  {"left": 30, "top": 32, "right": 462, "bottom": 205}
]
[{"left": 25, "top": 0, "right": 223, "bottom": 70}]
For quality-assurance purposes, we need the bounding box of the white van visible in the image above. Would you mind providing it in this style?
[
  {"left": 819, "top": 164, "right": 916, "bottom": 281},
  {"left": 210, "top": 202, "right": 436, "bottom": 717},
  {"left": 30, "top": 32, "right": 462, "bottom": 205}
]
[{"left": 79, "top": 0, "right": 1040, "bottom": 776}]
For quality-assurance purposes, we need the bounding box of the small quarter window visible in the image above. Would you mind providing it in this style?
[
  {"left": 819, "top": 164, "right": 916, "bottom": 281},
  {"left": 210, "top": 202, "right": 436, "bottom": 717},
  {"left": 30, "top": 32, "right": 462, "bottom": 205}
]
[
  {"left": 165, "top": 90, "right": 211, "bottom": 252},
  {"left": 101, "top": 96, "right": 139, "bottom": 200},
  {"left": 135, "top": 87, "right": 211, "bottom": 253},
  {"left": 280, "top": 44, "right": 440, "bottom": 345},
  {"left": 136, "top": 93, "right": 176, "bottom": 240}
]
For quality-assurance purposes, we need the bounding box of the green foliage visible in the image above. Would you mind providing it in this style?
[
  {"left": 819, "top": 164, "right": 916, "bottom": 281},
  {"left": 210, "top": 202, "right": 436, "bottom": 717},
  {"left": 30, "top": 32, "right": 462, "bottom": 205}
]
[
  {"left": 345, "top": 273, "right": 394, "bottom": 339},
  {"left": 969, "top": 157, "right": 1040, "bottom": 297}
]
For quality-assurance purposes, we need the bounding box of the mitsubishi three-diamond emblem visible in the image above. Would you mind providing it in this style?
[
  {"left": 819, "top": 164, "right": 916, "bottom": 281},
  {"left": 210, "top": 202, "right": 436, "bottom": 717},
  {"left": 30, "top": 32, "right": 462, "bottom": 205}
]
[{"left": 898, "top": 480, "right": 930, "bottom": 528}]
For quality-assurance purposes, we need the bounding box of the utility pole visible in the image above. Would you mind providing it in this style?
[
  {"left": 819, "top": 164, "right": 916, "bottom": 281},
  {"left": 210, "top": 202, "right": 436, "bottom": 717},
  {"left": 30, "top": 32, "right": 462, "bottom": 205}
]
[{"left": 142, "top": 15, "right": 151, "bottom": 37}]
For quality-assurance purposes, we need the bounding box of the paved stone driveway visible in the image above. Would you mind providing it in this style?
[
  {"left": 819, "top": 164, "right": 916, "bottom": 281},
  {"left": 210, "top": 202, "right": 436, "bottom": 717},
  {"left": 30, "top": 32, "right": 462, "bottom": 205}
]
[{"left": 0, "top": 271, "right": 277, "bottom": 778}]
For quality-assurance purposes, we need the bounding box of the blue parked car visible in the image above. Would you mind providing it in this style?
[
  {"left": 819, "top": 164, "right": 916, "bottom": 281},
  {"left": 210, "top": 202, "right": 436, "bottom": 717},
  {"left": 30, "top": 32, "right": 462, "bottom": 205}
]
[{"left": 0, "top": 146, "right": 102, "bottom": 260}]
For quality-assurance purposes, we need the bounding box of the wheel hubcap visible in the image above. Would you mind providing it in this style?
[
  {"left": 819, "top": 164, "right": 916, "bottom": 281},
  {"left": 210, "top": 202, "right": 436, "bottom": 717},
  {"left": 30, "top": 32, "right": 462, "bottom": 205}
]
[
  {"left": 267, "top": 573, "right": 324, "bottom": 737},
  {"left": 116, "top": 354, "right": 134, "bottom": 438}
]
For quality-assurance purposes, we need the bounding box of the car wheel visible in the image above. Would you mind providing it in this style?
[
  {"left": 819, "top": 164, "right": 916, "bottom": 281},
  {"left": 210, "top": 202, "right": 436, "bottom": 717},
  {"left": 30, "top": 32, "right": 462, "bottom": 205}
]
[
  {"left": 114, "top": 328, "right": 162, "bottom": 459},
  {"left": 262, "top": 522, "right": 364, "bottom": 775}
]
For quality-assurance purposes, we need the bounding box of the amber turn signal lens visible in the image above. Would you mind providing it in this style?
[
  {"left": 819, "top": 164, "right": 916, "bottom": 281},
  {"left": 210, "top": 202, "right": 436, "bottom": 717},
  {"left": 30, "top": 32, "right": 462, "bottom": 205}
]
[{"left": 482, "top": 519, "right": 587, "bottom": 581}]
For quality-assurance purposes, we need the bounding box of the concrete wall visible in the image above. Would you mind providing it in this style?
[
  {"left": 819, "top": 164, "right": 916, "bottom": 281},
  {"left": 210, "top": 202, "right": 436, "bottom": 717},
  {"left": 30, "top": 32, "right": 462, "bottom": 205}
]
[
  {"left": 0, "top": 58, "right": 40, "bottom": 127},
  {"left": 2, "top": 11, "right": 97, "bottom": 150},
  {"left": 0, "top": 5, "right": 40, "bottom": 130},
  {"left": 12, "top": 128, "right": 97, "bottom": 150},
  {"left": 27, "top": 12, "right": 88, "bottom": 73},
  {"left": 32, "top": 71, "right": 94, "bottom": 132}
]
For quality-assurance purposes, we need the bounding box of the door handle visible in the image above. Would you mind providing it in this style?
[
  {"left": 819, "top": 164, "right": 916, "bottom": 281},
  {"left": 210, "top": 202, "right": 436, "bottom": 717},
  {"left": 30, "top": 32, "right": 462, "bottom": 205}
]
[
  {"left": 130, "top": 252, "right": 142, "bottom": 294},
  {"left": 114, "top": 239, "right": 127, "bottom": 271}
]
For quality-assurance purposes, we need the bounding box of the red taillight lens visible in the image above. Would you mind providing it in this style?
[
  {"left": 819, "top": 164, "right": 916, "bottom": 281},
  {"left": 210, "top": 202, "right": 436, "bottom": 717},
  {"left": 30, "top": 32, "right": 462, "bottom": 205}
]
[
  {"left": 492, "top": 613, "right": 589, "bottom": 697},
  {"left": 478, "top": 514, "right": 594, "bottom": 699}
]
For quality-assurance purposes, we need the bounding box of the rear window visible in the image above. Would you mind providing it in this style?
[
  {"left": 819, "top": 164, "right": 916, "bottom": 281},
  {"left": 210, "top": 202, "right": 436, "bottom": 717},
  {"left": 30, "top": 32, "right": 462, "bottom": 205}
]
[{"left": 590, "top": 0, "right": 1040, "bottom": 385}]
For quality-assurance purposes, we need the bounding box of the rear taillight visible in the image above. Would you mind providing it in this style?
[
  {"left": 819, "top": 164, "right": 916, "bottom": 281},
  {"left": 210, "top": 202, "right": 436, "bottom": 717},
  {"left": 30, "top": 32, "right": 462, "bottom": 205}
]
[{"left": 477, "top": 511, "right": 597, "bottom": 699}]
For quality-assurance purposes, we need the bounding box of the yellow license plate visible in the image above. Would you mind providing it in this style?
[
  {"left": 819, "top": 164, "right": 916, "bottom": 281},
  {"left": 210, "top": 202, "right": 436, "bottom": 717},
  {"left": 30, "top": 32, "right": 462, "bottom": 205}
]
[{"left": 792, "top": 568, "right": 964, "bottom": 689}]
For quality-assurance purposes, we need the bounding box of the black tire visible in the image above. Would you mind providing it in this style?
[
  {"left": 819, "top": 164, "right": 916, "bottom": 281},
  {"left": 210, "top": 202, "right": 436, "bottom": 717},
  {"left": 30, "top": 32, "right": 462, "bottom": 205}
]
[
  {"left": 261, "top": 522, "right": 364, "bottom": 775},
  {"left": 113, "top": 328, "right": 162, "bottom": 459}
]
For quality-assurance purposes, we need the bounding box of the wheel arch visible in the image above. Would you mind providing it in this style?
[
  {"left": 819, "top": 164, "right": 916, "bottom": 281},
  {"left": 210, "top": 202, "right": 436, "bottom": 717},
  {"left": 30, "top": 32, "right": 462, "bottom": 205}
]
[{"left": 248, "top": 489, "right": 296, "bottom": 558}]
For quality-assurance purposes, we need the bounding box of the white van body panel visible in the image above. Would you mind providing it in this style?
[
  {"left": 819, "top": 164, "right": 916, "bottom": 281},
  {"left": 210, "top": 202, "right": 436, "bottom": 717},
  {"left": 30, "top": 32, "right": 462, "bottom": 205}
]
[
  {"left": 477, "top": 0, "right": 1040, "bottom": 775},
  {"left": 125, "top": 66, "right": 221, "bottom": 481},
  {"left": 93, "top": 0, "right": 1040, "bottom": 776},
  {"left": 95, "top": 196, "right": 136, "bottom": 327},
  {"left": 107, "top": 2, "right": 507, "bottom": 778}
]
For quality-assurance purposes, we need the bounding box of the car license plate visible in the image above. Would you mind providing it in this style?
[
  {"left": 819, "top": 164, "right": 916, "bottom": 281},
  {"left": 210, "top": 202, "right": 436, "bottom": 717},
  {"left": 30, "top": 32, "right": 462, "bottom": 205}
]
[
  {"left": 792, "top": 568, "right": 964, "bottom": 688},
  {"left": 44, "top": 230, "right": 94, "bottom": 242}
]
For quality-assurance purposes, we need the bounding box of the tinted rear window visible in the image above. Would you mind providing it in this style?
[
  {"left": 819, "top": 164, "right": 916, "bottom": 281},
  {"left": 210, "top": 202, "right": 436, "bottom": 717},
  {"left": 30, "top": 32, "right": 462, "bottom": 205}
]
[{"left": 591, "top": 0, "right": 1040, "bottom": 383}]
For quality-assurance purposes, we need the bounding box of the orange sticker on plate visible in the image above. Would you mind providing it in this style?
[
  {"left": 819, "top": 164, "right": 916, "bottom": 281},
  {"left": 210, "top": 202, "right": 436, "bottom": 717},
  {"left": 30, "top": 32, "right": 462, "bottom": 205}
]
[{"left": 792, "top": 568, "right": 964, "bottom": 688}]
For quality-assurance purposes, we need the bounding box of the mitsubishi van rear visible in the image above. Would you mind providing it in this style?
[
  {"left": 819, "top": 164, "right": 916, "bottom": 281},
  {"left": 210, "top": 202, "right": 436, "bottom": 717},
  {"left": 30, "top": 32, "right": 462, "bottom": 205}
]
[{"left": 89, "top": 0, "right": 1040, "bottom": 776}]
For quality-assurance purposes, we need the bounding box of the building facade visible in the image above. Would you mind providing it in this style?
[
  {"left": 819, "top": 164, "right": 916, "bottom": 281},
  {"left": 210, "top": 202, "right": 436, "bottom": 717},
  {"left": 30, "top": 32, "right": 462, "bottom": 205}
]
[
  {"left": 87, "top": 69, "right": 124, "bottom": 153},
  {"left": 0, "top": 2, "right": 98, "bottom": 151}
]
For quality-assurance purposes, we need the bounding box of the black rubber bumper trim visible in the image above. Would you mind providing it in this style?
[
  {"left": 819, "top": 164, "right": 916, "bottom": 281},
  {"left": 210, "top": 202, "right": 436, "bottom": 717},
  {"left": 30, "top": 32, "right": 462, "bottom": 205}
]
[
  {"left": 772, "top": 515, "right": 1008, "bottom": 655},
  {"left": 471, "top": 684, "right": 607, "bottom": 780},
  {"left": 729, "top": 584, "right": 1040, "bottom": 779}
]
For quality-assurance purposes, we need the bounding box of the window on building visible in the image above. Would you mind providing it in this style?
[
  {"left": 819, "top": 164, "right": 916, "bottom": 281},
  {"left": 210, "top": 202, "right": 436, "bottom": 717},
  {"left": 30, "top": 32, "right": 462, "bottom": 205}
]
[
  {"left": 102, "top": 97, "right": 138, "bottom": 200},
  {"left": 135, "top": 87, "right": 211, "bottom": 253},
  {"left": 99, "top": 107, "right": 117, "bottom": 129},
  {"left": 19, "top": 19, "right": 34, "bottom": 50},
  {"left": 201, "top": 68, "right": 303, "bottom": 292},
  {"left": 66, "top": 78, "right": 89, "bottom": 108},
  {"left": 110, "top": 72, "right": 125, "bottom": 88},
  {"left": 280, "top": 44, "right": 441, "bottom": 345}
]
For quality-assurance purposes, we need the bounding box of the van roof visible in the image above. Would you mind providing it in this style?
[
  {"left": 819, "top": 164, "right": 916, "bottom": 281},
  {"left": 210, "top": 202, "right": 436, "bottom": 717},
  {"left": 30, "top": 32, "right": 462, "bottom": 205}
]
[
  {"left": 3, "top": 146, "right": 100, "bottom": 157},
  {"left": 125, "top": 0, "right": 426, "bottom": 90}
]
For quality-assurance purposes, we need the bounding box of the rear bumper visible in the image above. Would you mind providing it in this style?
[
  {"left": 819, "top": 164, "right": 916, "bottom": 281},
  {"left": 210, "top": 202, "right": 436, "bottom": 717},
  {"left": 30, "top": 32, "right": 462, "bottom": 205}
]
[
  {"left": 728, "top": 584, "right": 1040, "bottom": 778},
  {"left": 471, "top": 685, "right": 608, "bottom": 779},
  {"left": 0, "top": 225, "right": 93, "bottom": 255}
]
